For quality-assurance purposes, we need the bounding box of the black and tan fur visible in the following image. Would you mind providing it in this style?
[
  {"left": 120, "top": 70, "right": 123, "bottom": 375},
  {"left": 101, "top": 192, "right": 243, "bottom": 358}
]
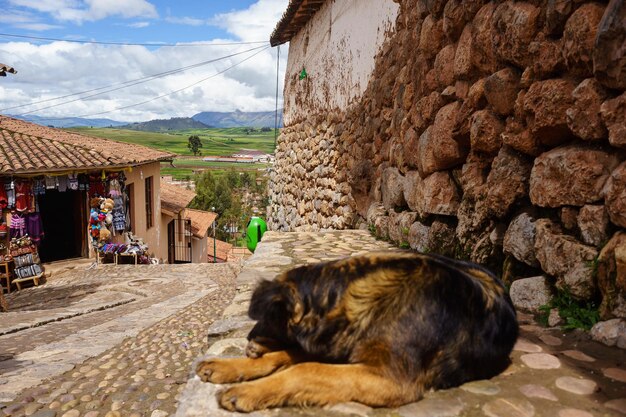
[{"left": 197, "top": 251, "right": 518, "bottom": 412}]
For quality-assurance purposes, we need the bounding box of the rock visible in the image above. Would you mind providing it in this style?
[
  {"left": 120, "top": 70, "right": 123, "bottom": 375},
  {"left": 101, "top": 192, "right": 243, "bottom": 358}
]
[
  {"left": 409, "top": 221, "right": 430, "bottom": 252},
  {"left": 411, "top": 92, "right": 444, "bottom": 135},
  {"left": 562, "top": 3, "right": 606, "bottom": 78},
  {"left": 597, "top": 232, "right": 626, "bottom": 319},
  {"left": 561, "top": 206, "right": 579, "bottom": 231},
  {"left": 523, "top": 79, "right": 575, "bottom": 147},
  {"left": 501, "top": 117, "right": 542, "bottom": 156},
  {"left": 461, "top": 380, "right": 501, "bottom": 395},
  {"left": 454, "top": 24, "right": 474, "bottom": 79},
  {"left": 519, "top": 384, "right": 558, "bottom": 401},
  {"left": 418, "top": 103, "right": 468, "bottom": 177},
  {"left": 374, "top": 215, "right": 390, "bottom": 241},
  {"left": 470, "top": 109, "right": 504, "bottom": 154},
  {"left": 366, "top": 203, "right": 386, "bottom": 226},
  {"left": 577, "top": 205, "right": 609, "bottom": 247},
  {"left": 427, "top": 220, "right": 458, "bottom": 257},
  {"left": 562, "top": 350, "right": 595, "bottom": 362},
  {"left": 593, "top": 0, "right": 625, "bottom": 89},
  {"left": 459, "top": 152, "right": 491, "bottom": 199},
  {"left": 434, "top": 44, "right": 456, "bottom": 88},
  {"left": 381, "top": 167, "right": 406, "bottom": 210},
  {"left": 605, "top": 399, "right": 626, "bottom": 415},
  {"left": 514, "top": 338, "right": 543, "bottom": 353},
  {"left": 605, "top": 161, "right": 626, "bottom": 228},
  {"left": 482, "top": 397, "right": 535, "bottom": 417},
  {"left": 545, "top": 0, "right": 578, "bottom": 36},
  {"left": 529, "top": 144, "right": 621, "bottom": 207},
  {"left": 404, "top": 171, "right": 423, "bottom": 214},
  {"left": 485, "top": 146, "right": 532, "bottom": 218},
  {"left": 471, "top": 3, "right": 498, "bottom": 74},
  {"left": 555, "top": 376, "right": 598, "bottom": 395},
  {"left": 443, "top": 0, "right": 465, "bottom": 41},
  {"left": 492, "top": 1, "right": 541, "bottom": 68},
  {"left": 604, "top": 367, "right": 626, "bottom": 382},
  {"left": 484, "top": 68, "right": 521, "bottom": 116},
  {"left": 600, "top": 92, "right": 626, "bottom": 149},
  {"left": 549, "top": 308, "right": 564, "bottom": 327},
  {"left": 420, "top": 172, "right": 461, "bottom": 216},
  {"left": 566, "top": 78, "right": 609, "bottom": 141},
  {"left": 534, "top": 219, "right": 599, "bottom": 300},
  {"left": 328, "top": 402, "right": 373, "bottom": 417},
  {"left": 590, "top": 319, "right": 626, "bottom": 347},
  {"left": 398, "top": 396, "right": 465, "bottom": 417},
  {"left": 504, "top": 213, "right": 539, "bottom": 267},
  {"left": 529, "top": 37, "right": 566, "bottom": 79},
  {"left": 521, "top": 353, "right": 561, "bottom": 369},
  {"left": 510, "top": 276, "right": 552, "bottom": 313},
  {"left": 388, "top": 211, "right": 417, "bottom": 245},
  {"left": 419, "top": 15, "right": 445, "bottom": 59}
]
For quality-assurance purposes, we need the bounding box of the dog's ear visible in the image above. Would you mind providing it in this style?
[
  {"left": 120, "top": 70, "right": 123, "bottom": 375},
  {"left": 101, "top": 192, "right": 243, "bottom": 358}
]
[{"left": 249, "top": 280, "right": 303, "bottom": 324}]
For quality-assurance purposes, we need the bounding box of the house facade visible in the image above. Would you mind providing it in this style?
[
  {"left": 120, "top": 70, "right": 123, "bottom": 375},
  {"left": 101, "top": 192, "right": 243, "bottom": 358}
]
[{"left": 0, "top": 115, "right": 174, "bottom": 263}]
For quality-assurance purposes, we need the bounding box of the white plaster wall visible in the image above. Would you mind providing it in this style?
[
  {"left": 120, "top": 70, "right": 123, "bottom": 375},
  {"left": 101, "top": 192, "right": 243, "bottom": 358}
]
[{"left": 283, "top": 0, "right": 399, "bottom": 125}]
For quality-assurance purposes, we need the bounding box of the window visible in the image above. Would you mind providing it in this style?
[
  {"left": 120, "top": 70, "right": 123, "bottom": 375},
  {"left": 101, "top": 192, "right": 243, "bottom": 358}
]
[{"left": 145, "top": 176, "right": 153, "bottom": 229}]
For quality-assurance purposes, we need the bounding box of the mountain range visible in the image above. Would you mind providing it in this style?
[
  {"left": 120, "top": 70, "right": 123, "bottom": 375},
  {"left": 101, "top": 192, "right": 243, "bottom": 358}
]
[{"left": 12, "top": 110, "right": 284, "bottom": 130}]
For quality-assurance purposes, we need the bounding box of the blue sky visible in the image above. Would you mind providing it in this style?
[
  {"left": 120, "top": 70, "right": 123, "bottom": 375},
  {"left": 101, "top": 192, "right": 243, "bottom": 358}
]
[{"left": 0, "top": 0, "right": 289, "bottom": 121}]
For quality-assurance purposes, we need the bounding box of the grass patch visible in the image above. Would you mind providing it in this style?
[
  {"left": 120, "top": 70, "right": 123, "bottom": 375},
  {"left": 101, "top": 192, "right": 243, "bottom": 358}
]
[
  {"left": 538, "top": 287, "right": 600, "bottom": 331},
  {"left": 67, "top": 127, "right": 276, "bottom": 156}
]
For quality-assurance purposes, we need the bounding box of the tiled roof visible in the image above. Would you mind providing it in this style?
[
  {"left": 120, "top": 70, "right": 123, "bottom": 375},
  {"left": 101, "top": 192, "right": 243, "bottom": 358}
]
[
  {"left": 0, "top": 63, "right": 17, "bottom": 77},
  {"left": 207, "top": 238, "right": 234, "bottom": 262},
  {"left": 0, "top": 115, "right": 174, "bottom": 175},
  {"left": 183, "top": 208, "right": 217, "bottom": 239},
  {"left": 270, "top": 0, "right": 326, "bottom": 46},
  {"left": 160, "top": 181, "right": 196, "bottom": 216}
]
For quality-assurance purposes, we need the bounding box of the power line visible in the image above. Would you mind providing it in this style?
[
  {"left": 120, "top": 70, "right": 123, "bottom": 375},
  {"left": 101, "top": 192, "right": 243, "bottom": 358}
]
[
  {"left": 7, "top": 45, "right": 268, "bottom": 116},
  {"left": 36, "top": 46, "right": 271, "bottom": 120},
  {"left": 0, "top": 32, "right": 268, "bottom": 47}
]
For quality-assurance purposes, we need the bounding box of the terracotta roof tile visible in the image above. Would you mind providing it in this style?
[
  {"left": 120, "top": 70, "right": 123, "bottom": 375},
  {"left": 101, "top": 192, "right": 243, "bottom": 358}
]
[
  {"left": 184, "top": 208, "right": 217, "bottom": 239},
  {"left": 270, "top": 0, "right": 326, "bottom": 46},
  {"left": 0, "top": 115, "right": 174, "bottom": 175},
  {"left": 160, "top": 181, "right": 196, "bottom": 216},
  {"left": 207, "top": 238, "right": 234, "bottom": 262}
]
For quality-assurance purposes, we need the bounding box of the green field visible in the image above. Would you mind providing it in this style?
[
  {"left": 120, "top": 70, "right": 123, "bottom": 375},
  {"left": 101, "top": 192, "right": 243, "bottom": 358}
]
[
  {"left": 68, "top": 127, "right": 276, "bottom": 156},
  {"left": 67, "top": 127, "right": 276, "bottom": 180}
]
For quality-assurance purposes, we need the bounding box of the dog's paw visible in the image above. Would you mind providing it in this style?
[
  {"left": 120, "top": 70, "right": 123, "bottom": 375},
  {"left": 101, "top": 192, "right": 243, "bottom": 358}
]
[
  {"left": 217, "top": 385, "right": 273, "bottom": 412},
  {"left": 196, "top": 359, "right": 243, "bottom": 384},
  {"left": 245, "top": 339, "right": 269, "bottom": 359}
]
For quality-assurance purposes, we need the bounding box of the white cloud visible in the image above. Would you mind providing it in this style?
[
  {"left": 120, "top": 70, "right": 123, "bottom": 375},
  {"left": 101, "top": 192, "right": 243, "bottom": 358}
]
[
  {"left": 128, "top": 21, "right": 150, "bottom": 28},
  {"left": 8, "top": 0, "right": 158, "bottom": 23},
  {"left": 164, "top": 16, "right": 206, "bottom": 26},
  {"left": 214, "top": 0, "right": 288, "bottom": 42},
  {"left": 0, "top": 0, "right": 290, "bottom": 122}
]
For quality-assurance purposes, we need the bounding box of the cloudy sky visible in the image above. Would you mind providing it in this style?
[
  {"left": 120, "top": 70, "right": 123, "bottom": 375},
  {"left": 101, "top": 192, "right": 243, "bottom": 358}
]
[{"left": 0, "top": 0, "right": 289, "bottom": 122}]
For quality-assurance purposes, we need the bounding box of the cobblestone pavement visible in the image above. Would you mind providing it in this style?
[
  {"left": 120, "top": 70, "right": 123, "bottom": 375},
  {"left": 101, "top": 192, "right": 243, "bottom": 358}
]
[
  {"left": 0, "top": 262, "right": 240, "bottom": 416},
  {"left": 177, "top": 230, "right": 626, "bottom": 417}
]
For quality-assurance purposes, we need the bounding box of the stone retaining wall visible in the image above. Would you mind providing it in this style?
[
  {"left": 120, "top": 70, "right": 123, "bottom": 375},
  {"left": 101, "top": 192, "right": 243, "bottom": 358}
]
[{"left": 268, "top": 0, "right": 626, "bottom": 318}]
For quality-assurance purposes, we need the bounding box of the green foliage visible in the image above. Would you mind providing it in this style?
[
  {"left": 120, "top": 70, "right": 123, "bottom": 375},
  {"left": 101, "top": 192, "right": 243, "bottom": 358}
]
[
  {"left": 399, "top": 242, "right": 410, "bottom": 249},
  {"left": 187, "top": 134, "right": 202, "bottom": 156},
  {"left": 537, "top": 287, "right": 600, "bottom": 331}
]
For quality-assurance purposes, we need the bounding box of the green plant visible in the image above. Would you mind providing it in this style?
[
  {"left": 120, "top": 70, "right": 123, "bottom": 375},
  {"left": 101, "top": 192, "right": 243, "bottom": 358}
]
[
  {"left": 399, "top": 242, "right": 410, "bottom": 249},
  {"left": 368, "top": 223, "right": 376, "bottom": 236},
  {"left": 537, "top": 287, "right": 600, "bottom": 331}
]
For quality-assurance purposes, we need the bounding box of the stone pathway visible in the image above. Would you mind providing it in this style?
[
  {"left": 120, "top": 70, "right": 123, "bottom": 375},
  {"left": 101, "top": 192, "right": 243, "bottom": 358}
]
[
  {"left": 0, "top": 263, "right": 239, "bottom": 416},
  {"left": 176, "top": 230, "right": 626, "bottom": 417}
]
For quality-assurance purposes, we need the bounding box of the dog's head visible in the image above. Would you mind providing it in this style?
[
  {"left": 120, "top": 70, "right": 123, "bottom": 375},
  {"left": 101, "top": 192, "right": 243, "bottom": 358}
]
[{"left": 247, "top": 277, "right": 303, "bottom": 348}]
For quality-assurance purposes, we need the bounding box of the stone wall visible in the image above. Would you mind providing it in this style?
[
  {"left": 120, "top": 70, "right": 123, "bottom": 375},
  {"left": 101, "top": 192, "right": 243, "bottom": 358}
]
[{"left": 268, "top": 0, "right": 626, "bottom": 318}]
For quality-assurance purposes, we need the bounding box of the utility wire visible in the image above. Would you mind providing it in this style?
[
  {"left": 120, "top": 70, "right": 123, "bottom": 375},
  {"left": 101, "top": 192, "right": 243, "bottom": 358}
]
[
  {"left": 0, "top": 32, "right": 268, "bottom": 47},
  {"left": 39, "top": 46, "right": 271, "bottom": 120},
  {"left": 8, "top": 45, "right": 268, "bottom": 116},
  {"left": 274, "top": 45, "right": 280, "bottom": 148}
]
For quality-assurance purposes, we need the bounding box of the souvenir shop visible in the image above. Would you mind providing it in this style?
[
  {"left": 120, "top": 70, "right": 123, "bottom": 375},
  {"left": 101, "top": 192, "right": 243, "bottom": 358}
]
[{"left": 0, "top": 170, "right": 143, "bottom": 292}]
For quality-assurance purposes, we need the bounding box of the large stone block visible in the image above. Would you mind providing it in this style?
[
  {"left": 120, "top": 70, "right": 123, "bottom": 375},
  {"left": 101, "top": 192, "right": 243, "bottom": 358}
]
[
  {"left": 501, "top": 117, "right": 542, "bottom": 156},
  {"left": 419, "top": 15, "right": 445, "bottom": 59},
  {"left": 577, "top": 205, "right": 610, "bottom": 247},
  {"left": 545, "top": 0, "right": 580, "bottom": 36},
  {"left": 562, "top": 3, "right": 605, "bottom": 78},
  {"left": 534, "top": 219, "right": 599, "bottom": 300},
  {"left": 471, "top": 3, "right": 498, "bottom": 74},
  {"left": 459, "top": 152, "right": 491, "bottom": 199},
  {"left": 434, "top": 44, "right": 457, "bottom": 88},
  {"left": 597, "top": 232, "right": 626, "bottom": 318},
  {"left": 409, "top": 221, "right": 430, "bottom": 252},
  {"left": 404, "top": 170, "right": 461, "bottom": 217},
  {"left": 523, "top": 79, "right": 575, "bottom": 147},
  {"left": 605, "top": 161, "right": 626, "bottom": 228},
  {"left": 484, "top": 67, "right": 521, "bottom": 116},
  {"left": 485, "top": 146, "right": 532, "bottom": 218},
  {"left": 454, "top": 24, "right": 474, "bottom": 79},
  {"left": 418, "top": 102, "right": 468, "bottom": 176},
  {"left": 566, "top": 78, "right": 609, "bottom": 141},
  {"left": 504, "top": 213, "right": 539, "bottom": 267},
  {"left": 510, "top": 276, "right": 552, "bottom": 313},
  {"left": 600, "top": 92, "right": 626, "bottom": 149},
  {"left": 529, "top": 144, "right": 621, "bottom": 207},
  {"left": 593, "top": 0, "right": 625, "bottom": 89},
  {"left": 470, "top": 109, "right": 504, "bottom": 154},
  {"left": 443, "top": 0, "right": 466, "bottom": 41},
  {"left": 492, "top": 1, "right": 541, "bottom": 68},
  {"left": 381, "top": 167, "right": 406, "bottom": 210}
]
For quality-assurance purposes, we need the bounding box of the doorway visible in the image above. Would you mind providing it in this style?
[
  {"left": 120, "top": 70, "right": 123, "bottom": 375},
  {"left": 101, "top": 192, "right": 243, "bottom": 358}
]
[
  {"left": 37, "top": 190, "right": 87, "bottom": 262},
  {"left": 167, "top": 218, "right": 192, "bottom": 264}
]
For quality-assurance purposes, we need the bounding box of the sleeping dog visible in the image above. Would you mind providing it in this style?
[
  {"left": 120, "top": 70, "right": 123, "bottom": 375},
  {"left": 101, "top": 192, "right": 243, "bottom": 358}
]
[{"left": 197, "top": 251, "right": 518, "bottom": 412}]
